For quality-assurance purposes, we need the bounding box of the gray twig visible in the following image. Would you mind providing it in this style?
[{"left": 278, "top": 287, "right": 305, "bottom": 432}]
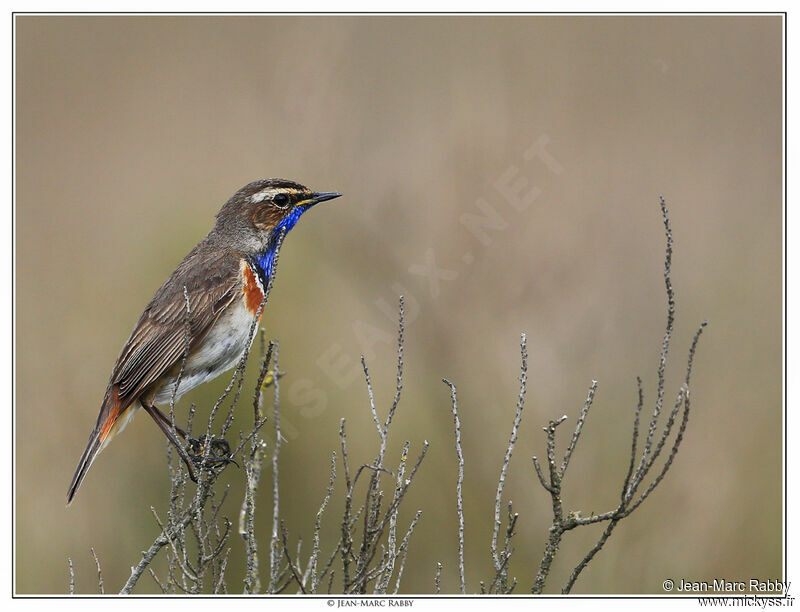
[
  {"left": 376, "top": 443, "right": 409, "bottom": 594},
  {"left": 392, "top": 510, "right": 423, "bottom": 594},
  {"left": 148, "top": 568, "right": 167, "bottom": 593},
  {"left": 442, "top": 378, "right": 466, "bottom": 594},
  {"left": 240, "top": 436, "right": 267, "bottom": 593},
  {"left": 531, "top": 197, "right": 706, "bottom": 594},
  {"left": 281, "top": 521, "right": 307, "bottom": 594},
  {"left": 90, "top": 547, "right": 104, "bottom": 594},
  {"left": 67, "top": 558, "right": 74, "bottom": 595},
  {"left": 269, "top": 340, "right": 282, "bottom": 593},
  {"left": 492, "top": 334, "right": 528, "bottom": 574},
  {"left": 308, "top": 452, "right": 337, "bottom": 592},
  {"left": 239, "top": 339, "right": 273, "bottom": 594}
]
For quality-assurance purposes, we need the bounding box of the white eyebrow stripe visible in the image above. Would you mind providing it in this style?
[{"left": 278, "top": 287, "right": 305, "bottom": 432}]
[
  {"left": 251, "top": 190, "right": 275, "bottom": 203},
  {"left": 250, "top": 187, "right": 301, "bottom": 203}
]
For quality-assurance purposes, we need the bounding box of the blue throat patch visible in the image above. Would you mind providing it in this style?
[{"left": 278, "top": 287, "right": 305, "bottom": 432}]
[{"left": 254, "top": 204, "right": 310, "bottom": 279}]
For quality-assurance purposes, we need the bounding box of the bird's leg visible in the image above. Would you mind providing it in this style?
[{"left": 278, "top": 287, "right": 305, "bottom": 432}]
[
  {"left": 147, "top": 404, "right": 189, "bottom": 439},
  {"left": 142, "top": 403, "right": 198, "bottom": 482}
]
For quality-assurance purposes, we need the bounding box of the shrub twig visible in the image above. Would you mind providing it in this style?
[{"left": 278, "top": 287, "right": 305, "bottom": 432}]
[
  {"left": 531, "top": 197, "right": 707, "bottom": 594},
  {"left": 442, "top": 379, "right": 467, "bottom": 594}
]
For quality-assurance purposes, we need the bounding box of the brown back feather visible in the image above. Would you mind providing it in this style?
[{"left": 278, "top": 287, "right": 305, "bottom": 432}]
[{"left": 111, "top": 239, "right": 242, "bottom": 406}]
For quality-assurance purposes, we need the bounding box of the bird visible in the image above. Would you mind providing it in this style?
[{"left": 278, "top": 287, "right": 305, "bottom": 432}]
[{"left": 66, "top": 178, "right": 342, "bottom": 504}]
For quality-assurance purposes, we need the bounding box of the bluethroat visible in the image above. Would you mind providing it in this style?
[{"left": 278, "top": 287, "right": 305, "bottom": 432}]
[{"left": 67, "top": 178, "right": 341, "bottom": 504}]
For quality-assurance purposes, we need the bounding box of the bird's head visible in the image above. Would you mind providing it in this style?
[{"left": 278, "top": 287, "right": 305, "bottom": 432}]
[{"left": 213, "top": 178, "right": 342, "bottom": 254}]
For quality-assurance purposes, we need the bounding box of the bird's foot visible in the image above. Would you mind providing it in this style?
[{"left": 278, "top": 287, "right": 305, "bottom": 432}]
[{"left": 186, "top": 435, "right": 239, "bottom": 471}]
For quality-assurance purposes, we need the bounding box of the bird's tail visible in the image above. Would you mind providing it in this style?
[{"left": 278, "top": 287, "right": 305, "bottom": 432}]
[{"left": 67, "top": 387, "right": 127, "bottom": 505}]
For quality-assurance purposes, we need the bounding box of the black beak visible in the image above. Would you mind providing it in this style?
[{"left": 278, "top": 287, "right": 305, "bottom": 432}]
[{"left": 311, "top": 191, "right": 342, "bottom": 204}]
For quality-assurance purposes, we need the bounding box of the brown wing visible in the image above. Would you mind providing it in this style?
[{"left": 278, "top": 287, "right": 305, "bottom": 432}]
[{"left": 110, "top": 241, "right": 242, "bottom": 407}]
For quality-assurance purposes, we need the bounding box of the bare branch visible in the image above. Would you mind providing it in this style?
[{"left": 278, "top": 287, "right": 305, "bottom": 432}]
[
  {"left": 308, "top": 451, "right": 337, "bottom": 592},
  {"left": 530, "top": 197, "right": 706, "bottom": 594},
  {"left": 269, "top": 340, "right": 282, "bottom": 593},
  {"left": 90, "top": 547, "right": 104, "bottom": 594},
  {"left": 281, "top": 522, "right": 307, "bottom": 594},
  {"left": 632, "top": 196, "right": 675, "bottom": 492},
  {"left": 392, "top": 510, "right": 423, "bottom": 594},
  {"left": 532, "top": 456, "right": 553, "bottom": 493},
  {"left": 492, "top": 333, "right": 528, "bottom": 572},
  {"left": 562, "top": 520, "right": 620, "bottom": 594},
  {"left": 148, "top": 568, "right": 167, "bottom": 594},
  {"left": 240, "top": 437, "right": 267, "bottom": 593},
  {"left": 386, "top": 295, "right": 405, "bottom": 450},
  {"left": 214, "top": 549, "right": 231, "bottom": 594},
  {"left": 345, "top": 441, "right": 429, "bottom": 593},
  {"left": 622, "top": 377, "right": 644, "bottom": 501},
  {"left": 376, "top": 443, "right": 409, "bottom": 594},
  {"left": 442, "top": 378, "right": 466, "bottom": 594},
  {"left": 67, "top": 557, "right": 74, "bottom": 595},
  {"left": 559, "top": 381, "right": 598, "bottom": 480}
]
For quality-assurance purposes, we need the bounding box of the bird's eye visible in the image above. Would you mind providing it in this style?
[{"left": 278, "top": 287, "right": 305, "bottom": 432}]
[{"left": 272, "top": 193, "right": 290, "bottom": 209}]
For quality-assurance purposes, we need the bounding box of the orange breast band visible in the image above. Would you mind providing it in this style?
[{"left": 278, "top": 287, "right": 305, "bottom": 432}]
[{"left": 242, "top": 263, "right": 265, "bottom": 317}]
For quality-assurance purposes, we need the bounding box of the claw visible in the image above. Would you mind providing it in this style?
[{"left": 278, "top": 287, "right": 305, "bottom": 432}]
[{"left": 186, "top": 435, "right": 238, "bottom": 471}]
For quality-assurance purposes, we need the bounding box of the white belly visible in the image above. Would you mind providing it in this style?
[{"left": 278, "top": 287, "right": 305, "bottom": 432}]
[{"left": 153, "top": 299, "right": 258, "bottom": 404}]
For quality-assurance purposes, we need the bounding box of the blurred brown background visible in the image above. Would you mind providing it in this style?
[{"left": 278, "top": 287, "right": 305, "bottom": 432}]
[{"left": 15, "top": 15, "right": 782, "bottom": 594}]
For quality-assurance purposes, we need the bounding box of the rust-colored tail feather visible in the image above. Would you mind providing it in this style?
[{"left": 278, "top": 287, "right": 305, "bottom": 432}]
[{"left": 67, "top": 388, "right": 122, "bottom": 505}]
